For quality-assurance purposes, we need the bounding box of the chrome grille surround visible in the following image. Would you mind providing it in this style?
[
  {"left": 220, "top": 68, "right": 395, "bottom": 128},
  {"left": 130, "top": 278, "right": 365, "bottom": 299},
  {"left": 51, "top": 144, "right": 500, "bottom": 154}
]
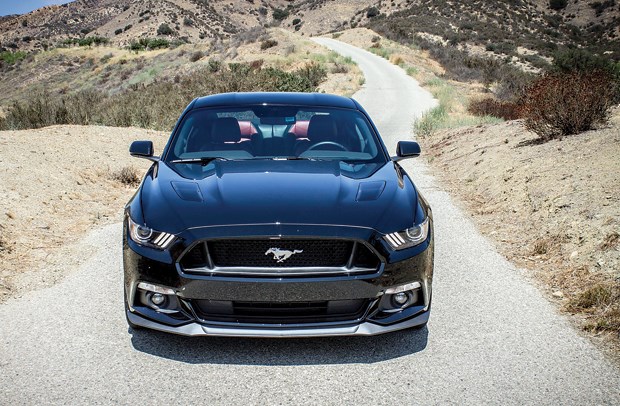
[{"left": 178, "top": 238, "right": 382, "bottom": 277}]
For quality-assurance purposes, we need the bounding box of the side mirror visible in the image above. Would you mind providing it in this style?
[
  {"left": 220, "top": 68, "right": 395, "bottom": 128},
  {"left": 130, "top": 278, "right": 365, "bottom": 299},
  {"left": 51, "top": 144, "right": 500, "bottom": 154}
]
[
  {"left": 392, "top": 141, "right": 421, "bottom": 162},
  {"left": 129, "top": 141, "right": 159, "bottom": 162}
]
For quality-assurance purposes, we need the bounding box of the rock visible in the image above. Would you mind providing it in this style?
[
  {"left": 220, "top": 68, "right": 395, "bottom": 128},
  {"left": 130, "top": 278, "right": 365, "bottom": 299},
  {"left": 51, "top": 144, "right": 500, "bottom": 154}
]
[
  {"left": 552, "top": 291, "right": 564, "bottom": 298},
  {"left": 570, "top": 251, "right": 579, "bottom": 260}
]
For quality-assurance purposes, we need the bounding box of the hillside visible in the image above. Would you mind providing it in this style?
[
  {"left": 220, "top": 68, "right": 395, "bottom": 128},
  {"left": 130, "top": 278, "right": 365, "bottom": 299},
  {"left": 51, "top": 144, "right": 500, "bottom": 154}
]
[
  {"left": 1, "top": 0, "right": 618, "bottom": 66},
  {"left": 363, "top": 0, "right": 620, "bottom": 67},
  {"left": 421, "top": 110, "right": 620, "bottom": 344},
  {"left": 0, "top": 0, "right": 290, "bottom": 50}
]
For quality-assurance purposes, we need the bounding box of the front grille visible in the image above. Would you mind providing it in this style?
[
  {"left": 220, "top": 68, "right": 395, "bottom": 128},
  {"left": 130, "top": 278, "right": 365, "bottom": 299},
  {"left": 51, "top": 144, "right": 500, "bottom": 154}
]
[
  {"left": 179, "top": 238, "right": 381, "bottom": 277},
  {"left": 191, "top": 299, "right": 370, "bottom": 325},
  {"left": 209, "top": 239, "right": 352, "bottom": 268}
]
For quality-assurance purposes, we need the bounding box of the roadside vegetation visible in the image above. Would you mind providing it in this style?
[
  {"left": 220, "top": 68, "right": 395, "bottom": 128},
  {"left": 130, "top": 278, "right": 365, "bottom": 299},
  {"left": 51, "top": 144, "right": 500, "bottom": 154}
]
[
  {"left": 369, "top": 31, "right": 620, "bottom": 144},
  {"left": 0, "top": 62, "right": 326, "bottom": 131},
  {"left": 0, "top": 28, "right": 362, "bottom": 131}
]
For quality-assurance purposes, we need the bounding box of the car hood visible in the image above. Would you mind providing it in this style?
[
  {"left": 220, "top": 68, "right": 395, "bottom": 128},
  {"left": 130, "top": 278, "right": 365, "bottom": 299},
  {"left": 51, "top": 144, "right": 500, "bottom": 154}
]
[{"left": 139, "top": 160, "right": 419, "bottom": 235}]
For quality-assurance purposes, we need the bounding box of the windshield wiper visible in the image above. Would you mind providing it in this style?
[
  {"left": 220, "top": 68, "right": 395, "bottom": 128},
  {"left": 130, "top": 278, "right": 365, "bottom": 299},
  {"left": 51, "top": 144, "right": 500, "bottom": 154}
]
[
  {"left": 170, "top": 157, "right": 228, "bottom": 166},
  {"left": 271, "top": 156, "right": 316, "bottom": 161},
  {"left": 341, "top": 159, "right": 370, "bottom": 165}
]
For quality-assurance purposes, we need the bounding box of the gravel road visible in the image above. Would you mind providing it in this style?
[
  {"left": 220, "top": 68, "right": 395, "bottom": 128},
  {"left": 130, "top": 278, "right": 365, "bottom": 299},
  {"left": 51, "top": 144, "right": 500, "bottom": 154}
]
[{"left": 1, "top": 39, "right": 619, "bottom": 405}]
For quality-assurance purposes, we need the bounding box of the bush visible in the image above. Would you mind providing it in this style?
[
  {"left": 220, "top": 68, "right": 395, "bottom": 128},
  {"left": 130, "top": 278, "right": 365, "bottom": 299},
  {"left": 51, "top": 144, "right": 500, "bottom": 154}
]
[
  {"left": 366, "top": 7, "right": 380, "bottom": 18},
  {"left": 114, "top": 28, "right": 123, "bottom": 35},
  {"left": 0, "top": 51, "right": 27, "bottom": 65},
  {"left": 110, "top": 166, "right": 141, "bottom": 186},
  {"left": 552, "top": 48, "right": 616, "bottom": 74},
  {"left": 208, "top": 58, "right": 222, "bottom": 72},
  {"left": 272, "top": 8, "right": 289, "bottom": 21},
  {"left": 0, "top": 63, "right": 328, "bottom": 131},
  {"left": 523, "top": 71, "right": 617, "bottom": 141},
  {"left": 157, "top": 23, "right": 174, "bottom": 36},
  {"left": 414, "top": 105, "right": 447, "bottom": 138},
  {"left": 128, "top": 38, "right": 170, "bottom": 51},
  {"left": 189, "top": 51, "right": 203, "bottom": 62},
  {"left": 63, "top": 36, "right": 109, "bottom": 47},
  {"left": 468, "top": 98, "right": 523, "bottom": 120},
  {"left": 292, "top": 18, "right": 301, "bottom": 26},
  {"left": 260, "top": 39, "right": 278, "bottom": 50},
  {"left": 549, "top": 0, "right": 568, "bottom": 10}
]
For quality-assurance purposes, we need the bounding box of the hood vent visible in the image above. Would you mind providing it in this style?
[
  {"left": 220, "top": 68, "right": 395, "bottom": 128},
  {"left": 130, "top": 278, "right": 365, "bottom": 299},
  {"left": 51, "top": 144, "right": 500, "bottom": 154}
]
[{"left": 356, "top": 181, "right": 386, "bottom": 202}]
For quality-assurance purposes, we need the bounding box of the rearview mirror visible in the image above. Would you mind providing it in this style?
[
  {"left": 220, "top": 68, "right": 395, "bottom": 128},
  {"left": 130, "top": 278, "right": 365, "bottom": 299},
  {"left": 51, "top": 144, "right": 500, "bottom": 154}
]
[
  {"left": 392, "top": 141, "right": 421, "bottom": 162},
  {"left": 130, "top": 140, "right": 159, "bottom": 162}
]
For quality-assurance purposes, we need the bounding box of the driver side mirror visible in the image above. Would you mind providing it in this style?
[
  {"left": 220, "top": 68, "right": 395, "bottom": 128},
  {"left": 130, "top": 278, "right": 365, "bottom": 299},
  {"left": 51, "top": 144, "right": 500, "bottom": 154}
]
[
  {"left": 392, "top": 141, "right": 421, "bottom": 162},
  {"left": 129, "top": 140, "right": 159, "bottom": 162}
]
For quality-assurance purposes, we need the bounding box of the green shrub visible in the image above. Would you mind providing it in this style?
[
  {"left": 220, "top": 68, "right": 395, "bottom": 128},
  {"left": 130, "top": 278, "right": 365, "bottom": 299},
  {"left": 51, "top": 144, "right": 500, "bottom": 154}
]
[
  {"left": 414, "top": 105, "right": 447, "bottom": 138},
  {"left": 208, "top": 58, "right": 222, "bottom": 72},
  {"left": 272, "top": 8, "right": 289, "bottom": 21},
  {"left": 114, "top": 28, "right": 123, "bottom": 35},
  {"left": 157, "top": 23, "right": 174, "bottom": 36},
  {"left": 523, "top": 70, "right": 617, "bottom": 141},
  {"left": 292, "top": 18, "right": 301, "bottom": 26},
  {"left": 552, "top": 48, "right": 616, "bottom": 74},
  {"left": 64, "top": 36, "right": 109, "bottom": 47},
  {"left": 0, "top": 51, "right": 27, "bottom": 64},
  {"left": 128, "top": 38, "right": 170, "bottom": 51}
]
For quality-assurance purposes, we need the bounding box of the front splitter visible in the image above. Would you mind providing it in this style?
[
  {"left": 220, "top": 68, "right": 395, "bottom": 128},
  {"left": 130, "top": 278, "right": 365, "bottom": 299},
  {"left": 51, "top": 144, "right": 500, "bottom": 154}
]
[{"left": 126, "top": 310, "right": 429, "bottom": 337}]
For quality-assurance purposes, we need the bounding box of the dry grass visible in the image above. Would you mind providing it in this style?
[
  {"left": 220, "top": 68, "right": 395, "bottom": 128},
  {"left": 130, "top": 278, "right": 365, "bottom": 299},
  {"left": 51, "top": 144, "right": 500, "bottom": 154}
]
[
  {"left": 0, "top": 227, "right": 11, "bottom": 254},
  {"left": 600, "top": 232, "right": 619, "bottom": 251},
  {"left": 109, "top": 166, "right": 141, "bottom": 187}
]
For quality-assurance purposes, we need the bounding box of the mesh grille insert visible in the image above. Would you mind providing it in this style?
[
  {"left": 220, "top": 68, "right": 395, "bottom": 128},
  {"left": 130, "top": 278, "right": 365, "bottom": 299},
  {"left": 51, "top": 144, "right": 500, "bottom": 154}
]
[{"left": 208, "top": 239, "right": 353, "bottom": 268}]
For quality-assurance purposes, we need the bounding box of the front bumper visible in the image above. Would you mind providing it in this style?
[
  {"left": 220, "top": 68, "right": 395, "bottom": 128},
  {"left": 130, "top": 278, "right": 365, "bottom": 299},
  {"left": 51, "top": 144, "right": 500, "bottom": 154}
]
[
  {"left": 123, "top": 222, "right": 434, "bottom": 337},
  {"left": 127, "top": 307, "right": 430, "bottom": 337}
]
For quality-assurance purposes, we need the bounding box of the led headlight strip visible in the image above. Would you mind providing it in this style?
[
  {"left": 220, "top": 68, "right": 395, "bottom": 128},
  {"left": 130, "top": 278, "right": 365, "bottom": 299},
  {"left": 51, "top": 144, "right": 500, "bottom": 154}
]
[{"left": 153, "top": 231, "right": 176, "bottom": 249}]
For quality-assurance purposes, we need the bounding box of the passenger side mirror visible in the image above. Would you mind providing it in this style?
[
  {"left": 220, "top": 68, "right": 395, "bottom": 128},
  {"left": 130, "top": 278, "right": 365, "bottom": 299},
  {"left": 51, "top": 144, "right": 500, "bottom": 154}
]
[
  {"left": 392, "top": 141, "right": 421, "bottom": 162},
  {"left": 130, "top": 141, "right": 159, "bottom": 162}
]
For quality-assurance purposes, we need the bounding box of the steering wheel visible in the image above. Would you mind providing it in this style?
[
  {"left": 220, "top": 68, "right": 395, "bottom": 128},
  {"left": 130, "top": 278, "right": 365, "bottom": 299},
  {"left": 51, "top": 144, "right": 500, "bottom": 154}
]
[{"left": 307, "top": 141, "right": 348, "bottom": 151}]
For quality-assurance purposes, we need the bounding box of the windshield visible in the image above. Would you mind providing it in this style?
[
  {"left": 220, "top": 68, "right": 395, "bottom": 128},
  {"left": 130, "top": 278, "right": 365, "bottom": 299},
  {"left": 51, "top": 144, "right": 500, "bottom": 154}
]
[{"left": 164, "top": 105, "right": 386, "bottom": 163}]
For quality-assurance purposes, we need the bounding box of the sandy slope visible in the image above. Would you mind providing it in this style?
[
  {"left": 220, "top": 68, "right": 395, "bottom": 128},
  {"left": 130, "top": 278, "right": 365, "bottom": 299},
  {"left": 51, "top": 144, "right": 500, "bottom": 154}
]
[
  {"left": 421, "top": 112, "right": 620, "bottom": 346},
  {"left": 0, "top": 125, "right": 167, "bottom": 300}
]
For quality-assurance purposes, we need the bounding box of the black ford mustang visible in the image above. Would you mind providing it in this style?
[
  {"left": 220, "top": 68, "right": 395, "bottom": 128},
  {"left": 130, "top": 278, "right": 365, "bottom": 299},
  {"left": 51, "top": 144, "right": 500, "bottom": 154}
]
[{"left": 124, "top": 92, "right": 434, "bottom": 337}]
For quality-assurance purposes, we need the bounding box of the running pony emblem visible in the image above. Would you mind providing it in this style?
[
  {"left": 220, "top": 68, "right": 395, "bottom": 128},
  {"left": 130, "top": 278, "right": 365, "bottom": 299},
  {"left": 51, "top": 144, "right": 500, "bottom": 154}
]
[{"left": 265, "top": 248, "right": 303, "bottom": 263}]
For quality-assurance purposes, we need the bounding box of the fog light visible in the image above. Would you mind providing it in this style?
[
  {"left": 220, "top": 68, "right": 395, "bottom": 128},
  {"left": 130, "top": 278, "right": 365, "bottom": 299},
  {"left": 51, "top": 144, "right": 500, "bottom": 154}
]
[
  {"left": 151, "top": 293, "right": 166, "bottom": 306},
  {"left": 392, "top": 292, "right": 409, "bottom": 306}
]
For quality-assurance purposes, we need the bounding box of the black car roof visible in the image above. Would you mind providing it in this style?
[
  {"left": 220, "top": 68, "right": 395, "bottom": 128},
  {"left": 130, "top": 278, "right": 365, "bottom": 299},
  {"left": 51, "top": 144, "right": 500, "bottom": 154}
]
[{"left": 192, "top": 92, "right": 358, "bottom": 110}]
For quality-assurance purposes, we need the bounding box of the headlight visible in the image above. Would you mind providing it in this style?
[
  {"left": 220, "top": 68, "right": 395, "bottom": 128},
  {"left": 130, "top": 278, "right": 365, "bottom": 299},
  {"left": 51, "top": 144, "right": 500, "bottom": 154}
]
[
  {"left": 384, "top": 216, "right": 430, "bottom": 250},
  {"left": 127, "top": 216, "right": 176, "bottom": 249}
]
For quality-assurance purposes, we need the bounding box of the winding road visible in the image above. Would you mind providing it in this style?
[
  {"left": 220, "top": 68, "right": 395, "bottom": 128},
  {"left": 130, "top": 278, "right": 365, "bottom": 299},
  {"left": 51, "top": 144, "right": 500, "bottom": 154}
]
[{"left": 1, "top": 38, "right": 619, "bottom": 404}]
